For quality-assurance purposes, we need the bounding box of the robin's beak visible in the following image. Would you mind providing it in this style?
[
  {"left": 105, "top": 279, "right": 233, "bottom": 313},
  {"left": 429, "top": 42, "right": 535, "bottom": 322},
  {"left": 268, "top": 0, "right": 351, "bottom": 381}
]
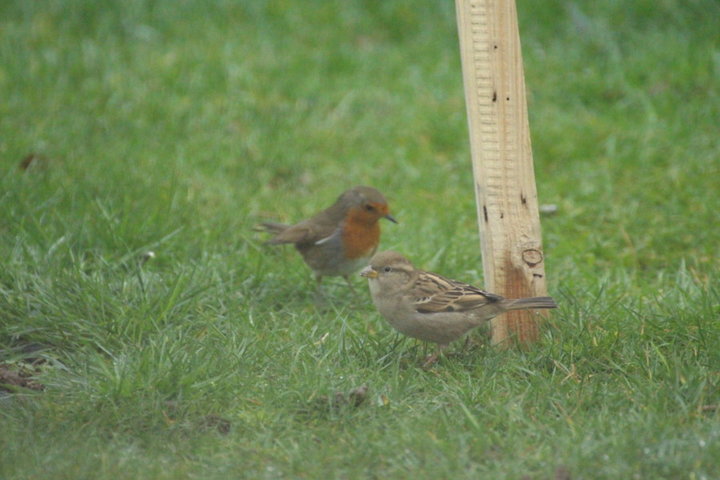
[
  {"left": 384, "top": 213, "right": 398, "bottom": 224},
  {"left": 360, "top": 265, "right": 378, "bottom": 278}
]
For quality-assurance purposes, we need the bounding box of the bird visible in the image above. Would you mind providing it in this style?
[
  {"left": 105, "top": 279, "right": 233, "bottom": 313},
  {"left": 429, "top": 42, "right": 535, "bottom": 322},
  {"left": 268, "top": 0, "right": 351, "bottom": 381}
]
[
  {"left": 257, "top": 186, "right": 397, "bottom": 287},
  {"left": 360, "top": 250, "right": 557, "bottom": 366}
]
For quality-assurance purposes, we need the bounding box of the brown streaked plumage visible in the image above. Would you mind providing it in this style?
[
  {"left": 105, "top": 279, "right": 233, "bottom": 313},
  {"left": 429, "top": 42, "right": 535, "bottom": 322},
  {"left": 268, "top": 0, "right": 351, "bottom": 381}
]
[{"left": 361, "top": 250, "right": 557, "bottom": 366}]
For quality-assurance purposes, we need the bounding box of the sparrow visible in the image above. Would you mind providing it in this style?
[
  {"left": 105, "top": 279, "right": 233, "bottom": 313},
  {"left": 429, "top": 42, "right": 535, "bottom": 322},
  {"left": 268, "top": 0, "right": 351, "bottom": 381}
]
[
  {"left": 360, "top": 250, "right": 557, "bottom": 366},
  {"left": 258, "top": 186, "right": 397, "bottom": 286}
]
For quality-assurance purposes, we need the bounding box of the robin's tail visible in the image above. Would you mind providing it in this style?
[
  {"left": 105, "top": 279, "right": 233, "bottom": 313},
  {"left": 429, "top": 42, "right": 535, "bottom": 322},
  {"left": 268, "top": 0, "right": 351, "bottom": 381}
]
[
  {"left": 254, "top": 222, "right": 289, "bottom": 235},
  {"left": 505, "top": 296, "right": 558, "bottom": 311},
  {"left": 253, "top": 221, "right": 291, "bottom": 244}
]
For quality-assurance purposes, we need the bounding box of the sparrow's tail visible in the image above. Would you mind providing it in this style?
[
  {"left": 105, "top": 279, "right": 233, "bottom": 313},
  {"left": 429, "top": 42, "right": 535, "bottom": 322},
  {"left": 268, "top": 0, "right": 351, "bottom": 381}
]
[{"left": 505, "top": 296, "right": 558, "bottom": 311}]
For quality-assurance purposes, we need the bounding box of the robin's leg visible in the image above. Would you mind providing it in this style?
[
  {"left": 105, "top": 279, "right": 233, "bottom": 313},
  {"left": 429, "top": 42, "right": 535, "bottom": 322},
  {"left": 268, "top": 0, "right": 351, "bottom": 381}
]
[
  {"left": 342, "top": 275, "right": 357, "bottom": 294},
  {"left": 311, "top": 274, "right": 329, "bottom": 305}
]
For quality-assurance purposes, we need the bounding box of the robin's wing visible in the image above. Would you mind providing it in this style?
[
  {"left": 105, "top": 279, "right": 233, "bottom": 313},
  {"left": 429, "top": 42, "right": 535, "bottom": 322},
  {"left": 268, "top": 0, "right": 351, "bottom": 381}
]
[
  {"left": 412, "top": 271, "right": 502, "bottom": 313},
  {"left": 265, "top": 215, "right": 339, "bottom": 245},
  {"left": 265, "top": 223, "right": 311, "bottom": 244}
]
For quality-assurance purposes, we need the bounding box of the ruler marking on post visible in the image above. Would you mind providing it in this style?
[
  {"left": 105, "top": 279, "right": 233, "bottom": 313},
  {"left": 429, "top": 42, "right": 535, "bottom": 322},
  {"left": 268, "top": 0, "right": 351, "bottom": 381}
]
[{"left": 456, "top": 0, "right": 550, "bottom": 346}]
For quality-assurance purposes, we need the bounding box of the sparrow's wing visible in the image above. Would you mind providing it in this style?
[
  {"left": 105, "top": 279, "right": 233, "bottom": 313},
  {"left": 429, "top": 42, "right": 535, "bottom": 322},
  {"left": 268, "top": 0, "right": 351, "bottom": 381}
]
[{"left": 412, "top": 271, "right": 503, "bottom": 313}]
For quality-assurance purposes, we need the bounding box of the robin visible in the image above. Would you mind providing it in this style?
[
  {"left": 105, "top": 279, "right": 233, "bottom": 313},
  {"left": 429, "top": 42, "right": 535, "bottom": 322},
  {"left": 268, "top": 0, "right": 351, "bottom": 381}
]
[
  {"left": 360, "top": 251, "right": 557, "bottom": 366},
  {"left": 258, "top": 186, "right": 397, "bottom": 287}
]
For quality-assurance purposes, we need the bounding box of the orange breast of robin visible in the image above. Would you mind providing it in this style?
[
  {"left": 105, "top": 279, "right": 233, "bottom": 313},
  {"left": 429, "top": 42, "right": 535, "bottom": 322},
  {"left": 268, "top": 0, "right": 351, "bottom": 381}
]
[{"left": 341, "top": 209, "right": 382, "bottom": 259}]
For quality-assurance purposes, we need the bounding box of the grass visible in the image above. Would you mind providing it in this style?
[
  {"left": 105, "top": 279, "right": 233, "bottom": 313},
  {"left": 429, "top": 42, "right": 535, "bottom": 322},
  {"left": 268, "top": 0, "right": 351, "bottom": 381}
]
[{"left": 1, "top": 0, "right": 719, "bottom": 478}]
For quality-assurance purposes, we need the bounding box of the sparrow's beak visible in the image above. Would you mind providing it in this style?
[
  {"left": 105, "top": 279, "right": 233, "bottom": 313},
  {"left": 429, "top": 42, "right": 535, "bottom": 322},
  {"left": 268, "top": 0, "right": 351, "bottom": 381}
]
[
  {"left": 384, "top": 213, "right": 398, "bottom": 224},
  {"left": 360, "top": 265, "right": 378, "bottom": 278}
]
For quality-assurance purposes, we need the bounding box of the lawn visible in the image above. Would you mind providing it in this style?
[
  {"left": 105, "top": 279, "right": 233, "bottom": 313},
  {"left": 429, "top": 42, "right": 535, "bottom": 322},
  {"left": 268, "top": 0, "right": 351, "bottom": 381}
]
[{"left": 1, "top": 0, "right": 719, "bottom": 478}]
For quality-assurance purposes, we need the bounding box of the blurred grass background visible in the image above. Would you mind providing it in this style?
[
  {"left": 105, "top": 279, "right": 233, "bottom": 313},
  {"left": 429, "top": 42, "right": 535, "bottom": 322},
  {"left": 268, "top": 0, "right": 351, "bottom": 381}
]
[{"left": 1, "top": 0, "right": 719, "bottom": 478}]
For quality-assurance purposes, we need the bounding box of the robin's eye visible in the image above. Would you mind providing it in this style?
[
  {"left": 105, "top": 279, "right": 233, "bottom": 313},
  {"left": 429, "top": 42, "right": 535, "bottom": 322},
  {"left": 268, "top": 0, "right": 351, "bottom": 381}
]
[
  {"left": 364, "top": 204, "right": 376, "bottom": 212},
  {"left": 383, "top": 266, "right": 392, "bottom": 273}
]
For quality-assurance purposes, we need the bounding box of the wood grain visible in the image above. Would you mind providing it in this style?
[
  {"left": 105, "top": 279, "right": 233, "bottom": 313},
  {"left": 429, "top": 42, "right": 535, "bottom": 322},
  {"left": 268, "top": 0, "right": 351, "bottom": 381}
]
[{"left": 455, "top": 0, "right": 549, "bottom": 346}]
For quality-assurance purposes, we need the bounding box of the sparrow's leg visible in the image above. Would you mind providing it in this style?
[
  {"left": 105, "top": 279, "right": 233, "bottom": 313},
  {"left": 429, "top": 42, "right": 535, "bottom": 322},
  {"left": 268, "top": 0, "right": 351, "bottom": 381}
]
[{"left": 422, "top": 344, "right": 447, "bottom": 368}]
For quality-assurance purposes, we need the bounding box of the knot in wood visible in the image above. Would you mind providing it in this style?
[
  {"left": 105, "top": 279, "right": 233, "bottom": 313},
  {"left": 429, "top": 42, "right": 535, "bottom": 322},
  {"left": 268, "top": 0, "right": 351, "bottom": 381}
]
[{"left": 522, "top": 248, "right": 543, "bottom": 267}]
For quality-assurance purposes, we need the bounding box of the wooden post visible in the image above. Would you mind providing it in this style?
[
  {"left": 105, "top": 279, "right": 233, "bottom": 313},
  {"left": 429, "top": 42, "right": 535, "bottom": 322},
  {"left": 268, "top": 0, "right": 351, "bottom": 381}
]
[{"left": 455, "top": 0, "right": 549, "bottom": 346}]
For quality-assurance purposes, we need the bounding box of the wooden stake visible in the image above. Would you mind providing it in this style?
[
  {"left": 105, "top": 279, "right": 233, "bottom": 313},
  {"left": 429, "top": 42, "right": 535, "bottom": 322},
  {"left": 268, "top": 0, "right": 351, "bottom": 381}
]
[{"left": 455, "top": 0, "right": 549, "bottom": 346}]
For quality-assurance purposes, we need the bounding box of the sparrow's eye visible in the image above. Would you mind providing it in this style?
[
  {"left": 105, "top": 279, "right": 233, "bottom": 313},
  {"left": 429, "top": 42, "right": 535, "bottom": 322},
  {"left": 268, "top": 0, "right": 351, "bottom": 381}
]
[
  {"left": 364, "top": 204, "right": 376, "bottom": 212},
  {"left": 383, "top": 266, "right": 392, "bottom": 273}
]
